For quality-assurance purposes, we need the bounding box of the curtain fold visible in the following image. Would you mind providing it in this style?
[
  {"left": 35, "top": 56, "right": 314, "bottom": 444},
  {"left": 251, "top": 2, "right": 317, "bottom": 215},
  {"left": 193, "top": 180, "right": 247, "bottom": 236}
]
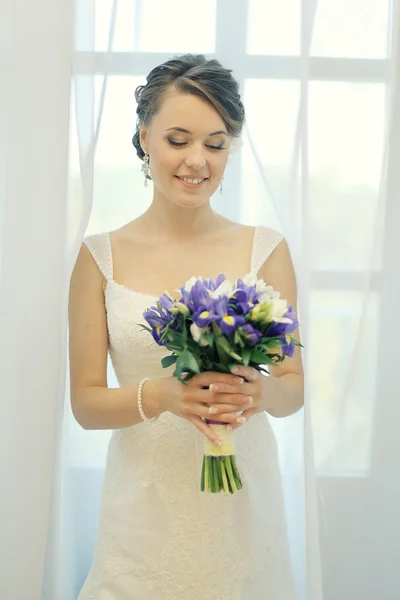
[{"left": 0, "top": 1, "right": 74, "bottom": 599}]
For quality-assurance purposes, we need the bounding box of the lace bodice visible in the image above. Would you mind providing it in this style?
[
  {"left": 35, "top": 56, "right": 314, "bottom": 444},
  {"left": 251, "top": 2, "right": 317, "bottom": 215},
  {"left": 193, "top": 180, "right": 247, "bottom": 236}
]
[
  {"left": 78, "top": 225, "right": 298, "bottom": 600},
  {"left": 84, "top": 225, "right": 284, "bottom": 383}
]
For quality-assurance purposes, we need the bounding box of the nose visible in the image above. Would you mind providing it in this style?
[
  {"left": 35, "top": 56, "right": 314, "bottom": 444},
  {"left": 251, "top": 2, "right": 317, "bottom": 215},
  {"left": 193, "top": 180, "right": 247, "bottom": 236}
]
[{"left": 184, "top": 145, "right": 207, "bottom": 170}]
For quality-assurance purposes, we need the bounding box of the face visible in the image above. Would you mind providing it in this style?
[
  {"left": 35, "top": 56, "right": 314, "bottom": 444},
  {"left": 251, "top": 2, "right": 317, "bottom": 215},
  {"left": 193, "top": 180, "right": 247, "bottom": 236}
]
[{"left": 140, "top": 88, "right": 231, "bottom": 208}]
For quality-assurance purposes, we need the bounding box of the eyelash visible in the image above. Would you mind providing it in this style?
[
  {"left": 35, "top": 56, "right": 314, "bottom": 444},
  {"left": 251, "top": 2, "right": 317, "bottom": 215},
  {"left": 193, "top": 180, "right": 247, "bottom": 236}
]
[{"left": 167, "top": 139, "right": 226, "bottom": 151}]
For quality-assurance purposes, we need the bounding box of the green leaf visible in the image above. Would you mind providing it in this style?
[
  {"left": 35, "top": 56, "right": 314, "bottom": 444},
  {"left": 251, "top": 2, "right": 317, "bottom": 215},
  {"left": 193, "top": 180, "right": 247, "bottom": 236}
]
[
  {"left": 242, "top": 348, "right": 252, "bottom": 367},
  {"left": 138, "top": 324, "right": 153, "bottom": 334},
  {"left": 215, "top": 336, "right": 236, "bottom": 356},
  {"left": 173, "top": 355, "right": 184, "bottom": 381},
  {"left": 164, "top": 330, "right": 182, "bottom": 343},
  {"left": 203, "top": 332, "right": 215, "bottom": 347},
  {"left": 261, "top": 339, "right": 282, "bottom": 349},
  {"left": 250, "top": 349, "right": 270, "bottom": 364},
  {"left": 181, "top": 349, "right": 200, "bottom": 374},
  {"left": 182, "top": 317, "right": 188, "bottom": 345},
  {"left": 212, "top": 322, "right": 223, "bottom": 338},
  {"left": 212, "top": 362, "right": 231, "bottom": 374},
  {"left": 161, "top": 354, "right": 178, "bottom": 369},
  {"left": 291, "top": 338, "right": 304, "bottom": 347}
]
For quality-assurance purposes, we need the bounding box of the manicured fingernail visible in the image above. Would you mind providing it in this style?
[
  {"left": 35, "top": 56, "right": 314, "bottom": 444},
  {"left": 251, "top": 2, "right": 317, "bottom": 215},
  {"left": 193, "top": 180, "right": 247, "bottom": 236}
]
[
  {"left": 246, "top": 396, "right": 253, "bottom": 404},
  {"left": 232, "top": 366, "right": 240, "bottom": 373},
  {"left": 210, "top": 384, "right": 219, "bottom": 392},
  {"left": 209, "top": 406, "right": 218, "bottom": 414},
  {"left": 214, "top": 439, "right": 222, "bottom": 447},
  {"left": 236, "top": 416, "right": 246, "bottom": 424},
  {"left": 226, "top": 425, "right": 233, "bottom": 432}
]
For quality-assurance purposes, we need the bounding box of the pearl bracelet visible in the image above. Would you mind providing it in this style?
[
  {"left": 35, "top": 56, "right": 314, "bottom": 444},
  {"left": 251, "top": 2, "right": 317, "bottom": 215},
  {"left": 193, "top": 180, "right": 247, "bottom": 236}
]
[{"left": 137, "top": 378, "right": 158, "bottom": 423}]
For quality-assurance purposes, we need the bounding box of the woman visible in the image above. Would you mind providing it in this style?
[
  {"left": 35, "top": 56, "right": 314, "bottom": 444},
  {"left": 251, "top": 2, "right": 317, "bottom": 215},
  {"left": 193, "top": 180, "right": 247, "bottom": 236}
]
[{"left": 69, "top": 53, "right": 304, "bottom": 600}]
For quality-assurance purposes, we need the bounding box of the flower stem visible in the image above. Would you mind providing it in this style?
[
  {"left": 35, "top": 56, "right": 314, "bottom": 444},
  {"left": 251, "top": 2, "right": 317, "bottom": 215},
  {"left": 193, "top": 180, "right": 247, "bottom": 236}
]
[
  {"left": 231, "top": 455, "right": 243, "bottom": 490},
  {"left": 224, "top": 457, "right": 238, "bottom": 494},
  {"left": 212, "top": 457, "right": 220, "bottom": 493},
  {"left": 220, "top": 459, "right": 230, "bottom": 493},
  {"left": 205, "top": 457, "right": 211, "bottom": 492}
]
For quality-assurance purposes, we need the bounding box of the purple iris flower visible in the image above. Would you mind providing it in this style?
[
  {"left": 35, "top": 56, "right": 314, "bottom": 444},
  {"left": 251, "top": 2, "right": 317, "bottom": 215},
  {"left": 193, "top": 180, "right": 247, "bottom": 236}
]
[
  {"left": 190, "top": 281, "right": 213, "bottom": 311},
  {"left": 240, "top": 324, "right": 263, "bottom": 345},
  {"left": 158, "top": 293, "right": 175, "bottom": 313},
  {"left": 282, "top": 339, "right": 296, "bottom": 357},
  {"left": 193, "top": 306, "right": 218, "bottom": 327},
  {"left": 232, "top": 282, "right": 261, "bottom": 315},
  {"left": 143, "top": 307, "right": 169, "bottom": 330},
  {"left": 214, "top": 296, "right": 245, "bottom": 335},
  {"left": 143, "top": 303, "right": 178, "bottom": 346},
  {"left": 267, "top": 305, "right": 299, "bottom": 337}
]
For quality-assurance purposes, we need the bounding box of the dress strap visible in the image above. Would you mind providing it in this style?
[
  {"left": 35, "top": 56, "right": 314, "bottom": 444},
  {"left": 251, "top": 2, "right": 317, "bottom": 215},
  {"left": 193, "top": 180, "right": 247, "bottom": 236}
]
[
  {"left": 250, "top": 225, "right": 284, "bottom": 277},
  {"left": 83, "top": 232, "right": 113, "bottom": 282}
]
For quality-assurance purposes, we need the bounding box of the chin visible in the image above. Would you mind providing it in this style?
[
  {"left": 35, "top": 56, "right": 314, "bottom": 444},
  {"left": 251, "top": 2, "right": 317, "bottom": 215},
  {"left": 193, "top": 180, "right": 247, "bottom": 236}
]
[
  {"left": 167, "top": 187, "right": 212, "bottom": 208},
  {"left": 173, "top": 196, "right": 210, "bottom": 209}
]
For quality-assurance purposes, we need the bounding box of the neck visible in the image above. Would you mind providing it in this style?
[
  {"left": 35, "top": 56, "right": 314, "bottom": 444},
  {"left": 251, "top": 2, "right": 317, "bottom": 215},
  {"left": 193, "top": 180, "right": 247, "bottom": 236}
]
[{"left": 140, "top": 191, "right": 224, "bottom": 238}]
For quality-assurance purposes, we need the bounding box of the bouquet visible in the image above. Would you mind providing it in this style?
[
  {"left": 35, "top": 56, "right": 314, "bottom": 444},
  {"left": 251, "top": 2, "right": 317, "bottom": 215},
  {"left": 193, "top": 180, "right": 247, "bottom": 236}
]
[{"left": 141, "top": 274, "right": 301, "bottom": 494}]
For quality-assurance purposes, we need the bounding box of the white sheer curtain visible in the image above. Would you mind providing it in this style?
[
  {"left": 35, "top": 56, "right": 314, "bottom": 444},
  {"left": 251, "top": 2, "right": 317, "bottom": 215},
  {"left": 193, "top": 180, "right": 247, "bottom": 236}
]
[
  {"left": 0, "top": 1, "right": 74, "bottom": 599},
  {"left": 1, "top": 1, "right": 399, "bottom": 599}
]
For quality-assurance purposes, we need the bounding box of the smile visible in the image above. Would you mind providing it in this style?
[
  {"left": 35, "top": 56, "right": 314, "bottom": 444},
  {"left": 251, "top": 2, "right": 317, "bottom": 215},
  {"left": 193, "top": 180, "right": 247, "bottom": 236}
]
[{"left": 176, "top": 176, "right": 208, "bottom": 188}]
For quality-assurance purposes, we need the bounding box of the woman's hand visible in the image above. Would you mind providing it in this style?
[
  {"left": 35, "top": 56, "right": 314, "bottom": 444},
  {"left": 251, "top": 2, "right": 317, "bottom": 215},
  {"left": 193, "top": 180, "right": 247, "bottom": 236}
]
[
  {"left": 161, "top": 372, "right": 253, "bottom": 446},
  {"left": 206, "top": 366, "right": 266, "bottom": 431}
]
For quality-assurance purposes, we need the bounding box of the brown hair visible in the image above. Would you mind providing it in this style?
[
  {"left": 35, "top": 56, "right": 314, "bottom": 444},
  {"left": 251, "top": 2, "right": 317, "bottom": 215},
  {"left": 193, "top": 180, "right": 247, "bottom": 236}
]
[{"left": 132, "top": 54, "right": 245, "bottom": 162}]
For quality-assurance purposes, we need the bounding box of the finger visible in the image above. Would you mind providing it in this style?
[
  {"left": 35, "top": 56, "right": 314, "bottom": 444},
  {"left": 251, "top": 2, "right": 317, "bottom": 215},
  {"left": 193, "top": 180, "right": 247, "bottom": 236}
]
[
  {"left": 226, "top": 408, "right": 258, "bottom": 430},
  {"left": 192, "top": 371, "right": 244, "bottom": 388},
  {"left": 209, "top": 382, "right": 253, "bottom": 395},
  {"left": 231, "top": 365, "right": 259, "bottom": 383},
  {"left": 208, "top": 401, "right": 253, "bottom": 415},
  {"left": 190, "top": 416, "right": 223, "bottom": 447},
  {"left": 189, "top": 402, "right": 242, "bottom": 424},
  {"left": 209, "top": 392, "right": 253, "bottom": 406},
  {"left": 212, "top": 412, "right": 248, "bottom": 425}
]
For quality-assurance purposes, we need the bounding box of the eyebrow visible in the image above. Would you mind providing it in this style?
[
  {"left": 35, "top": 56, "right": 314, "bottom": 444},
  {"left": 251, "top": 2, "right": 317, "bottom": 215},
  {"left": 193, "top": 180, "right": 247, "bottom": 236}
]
[{"left": 166, "top": 127, "right": 228, "bottom": 136}]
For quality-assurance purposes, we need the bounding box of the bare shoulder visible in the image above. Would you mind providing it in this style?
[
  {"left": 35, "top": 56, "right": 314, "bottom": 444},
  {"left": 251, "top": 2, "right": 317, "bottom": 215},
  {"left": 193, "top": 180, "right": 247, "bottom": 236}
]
[
  {"left": 259, "top": 236, "right": 296, "bottom": 293},
  {"left": 70, "top": 239, "right": 105, "bottom": 294}
]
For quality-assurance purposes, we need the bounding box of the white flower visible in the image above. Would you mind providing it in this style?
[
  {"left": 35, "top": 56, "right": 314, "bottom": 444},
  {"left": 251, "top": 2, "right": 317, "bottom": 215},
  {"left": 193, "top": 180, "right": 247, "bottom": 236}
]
[
  {"left": 259, "top": 284, "right": 280, "bottom": 300},
  {"left": 190, "top": 323, "right": 210, "bottom": 346},
  {"left": 240, "top": 274, "right": 280, "bottom": 299},
  {"left": 211, "top": 279, "right": 234, "bottom": 299},
  {"left": 267, "top": 298, "right": 289, "bottom": 320},
  {"left": 174, "top": 302, "right": 190, "bottom": 316},
  {"left": 242, "top": 273, "right": 257, "bottom": 287},
  {"left": 180, "top": 276, "right": 203, "bottom": 293},
  {"left": 274, "top": 316, "right": 293, "bottom": 324},
  {"left": 258, "top": 289, "right": 281, "bottom": 304}
]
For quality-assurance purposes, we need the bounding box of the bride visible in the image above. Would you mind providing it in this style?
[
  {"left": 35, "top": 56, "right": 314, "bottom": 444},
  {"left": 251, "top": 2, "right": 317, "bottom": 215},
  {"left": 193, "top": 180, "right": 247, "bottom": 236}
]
[{"left": 69, "top": 53, "right": 304, "bottom": 600}]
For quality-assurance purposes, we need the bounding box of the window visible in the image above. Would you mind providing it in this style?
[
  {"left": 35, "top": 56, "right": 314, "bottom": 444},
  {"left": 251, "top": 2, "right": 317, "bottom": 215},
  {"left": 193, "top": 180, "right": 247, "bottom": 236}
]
[{"left": 71, "top": 0, "right": 392, "bottom": 472}]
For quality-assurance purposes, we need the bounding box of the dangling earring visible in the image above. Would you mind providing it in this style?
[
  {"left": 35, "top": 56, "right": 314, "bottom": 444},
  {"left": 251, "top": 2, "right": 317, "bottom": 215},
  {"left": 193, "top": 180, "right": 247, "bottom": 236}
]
[
  {"left": 220, "top": 176, "right": 224, "bottom": 195},
  {"left": 142, "top": 152, "right": 150, "bottom": 187}
]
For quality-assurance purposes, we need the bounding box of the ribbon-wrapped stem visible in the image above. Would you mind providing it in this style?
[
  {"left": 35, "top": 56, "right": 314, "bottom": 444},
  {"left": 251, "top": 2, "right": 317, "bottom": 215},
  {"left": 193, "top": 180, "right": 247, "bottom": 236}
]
[{"left": 200, "top": 423, "right": 243, "bottom": 493}]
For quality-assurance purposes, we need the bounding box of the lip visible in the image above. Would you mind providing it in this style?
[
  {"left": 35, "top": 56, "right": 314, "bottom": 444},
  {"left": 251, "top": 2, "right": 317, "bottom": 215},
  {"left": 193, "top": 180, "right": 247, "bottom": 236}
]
[{"left": 175, "top": 176, "right": 208, "bottom": 189}]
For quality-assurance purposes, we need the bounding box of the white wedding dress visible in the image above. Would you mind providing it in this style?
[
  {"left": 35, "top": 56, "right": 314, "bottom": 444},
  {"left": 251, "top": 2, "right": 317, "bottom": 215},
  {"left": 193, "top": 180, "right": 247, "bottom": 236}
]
[{"left": 78, "top": 225, "right": 298, "bottom": 600}]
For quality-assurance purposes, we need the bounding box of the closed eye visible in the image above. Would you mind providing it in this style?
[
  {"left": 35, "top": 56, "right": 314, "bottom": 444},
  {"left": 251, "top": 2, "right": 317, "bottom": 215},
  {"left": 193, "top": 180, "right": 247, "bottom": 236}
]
[
  {"left": 167, "top": 140, "right": 186, "bottom": 147},
  {"left": 167, "top": 139, "right": 226, "bottom": 151}
]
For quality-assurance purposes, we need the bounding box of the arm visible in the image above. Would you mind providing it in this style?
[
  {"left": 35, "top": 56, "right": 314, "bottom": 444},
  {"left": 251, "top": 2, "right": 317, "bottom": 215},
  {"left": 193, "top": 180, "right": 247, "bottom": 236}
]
[
  {"left": 259, "top": 238, "right": 304, "bottom": 418},
  {"left": 68, "top": 243, "right": 164, "bottom": 430}
]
